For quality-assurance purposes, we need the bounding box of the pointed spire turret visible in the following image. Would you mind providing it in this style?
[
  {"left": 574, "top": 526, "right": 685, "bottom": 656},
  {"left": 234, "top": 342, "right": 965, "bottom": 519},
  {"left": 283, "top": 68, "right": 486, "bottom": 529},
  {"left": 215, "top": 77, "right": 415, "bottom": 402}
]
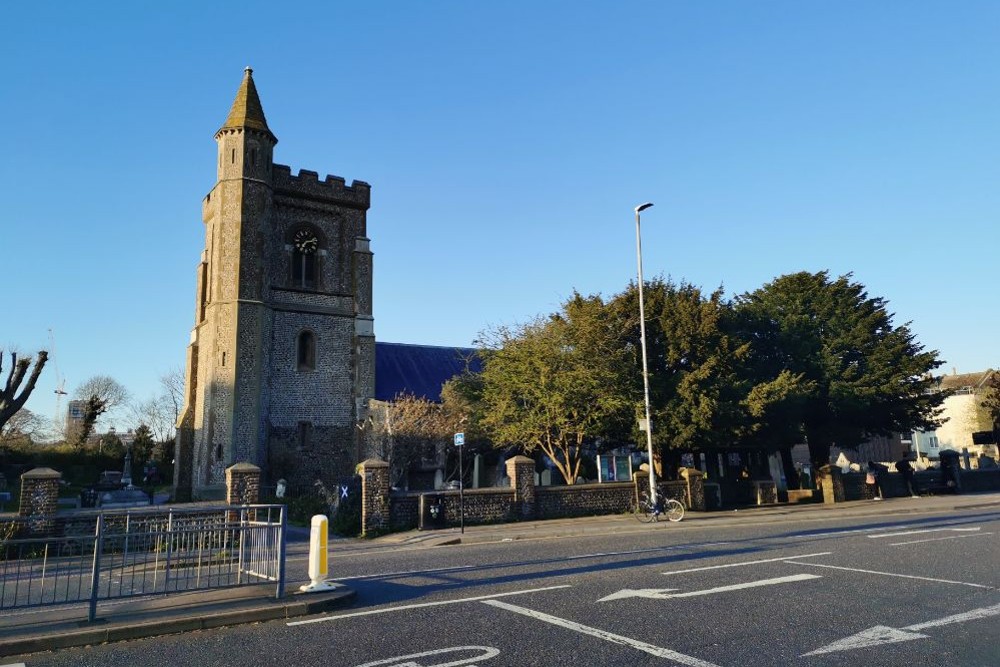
[{"left": 218, "top": 67, "right": 277, "bottom": 143}]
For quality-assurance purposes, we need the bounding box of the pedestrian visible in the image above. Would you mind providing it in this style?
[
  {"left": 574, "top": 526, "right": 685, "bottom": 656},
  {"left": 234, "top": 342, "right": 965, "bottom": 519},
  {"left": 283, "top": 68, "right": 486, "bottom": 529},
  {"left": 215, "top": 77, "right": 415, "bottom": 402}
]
[
  {"left": 866, "top": 461, "right": 883, "bottom": 500},
  {"left": 939, "top": 451, "right": 962, "bottom": 494},
  {"left": 896, "top": 456, "right": 918, "bottom": 498}
]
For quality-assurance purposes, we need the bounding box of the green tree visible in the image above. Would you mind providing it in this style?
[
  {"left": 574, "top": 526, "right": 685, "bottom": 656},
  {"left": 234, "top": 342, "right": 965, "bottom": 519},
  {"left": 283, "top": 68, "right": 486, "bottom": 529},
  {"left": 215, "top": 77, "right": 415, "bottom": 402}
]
[
  {"left": 131, "top": 424, "right": 155, "bottom": 464},
  {"left": 477, "top": 292, "right": 632, "bottom": 484},
  {"left": 608, "top": 279, "right": 772, "bottom": 474},
  {"left": 734, "top": 271, "right": 946, "bottom": 468}
]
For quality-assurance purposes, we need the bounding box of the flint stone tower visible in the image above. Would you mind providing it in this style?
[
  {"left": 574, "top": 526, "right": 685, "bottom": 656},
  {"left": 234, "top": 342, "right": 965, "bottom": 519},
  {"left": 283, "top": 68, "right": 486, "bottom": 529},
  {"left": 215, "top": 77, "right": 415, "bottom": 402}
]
[{"left": 174, "top": 68, "right": 374, "bottom": 500}]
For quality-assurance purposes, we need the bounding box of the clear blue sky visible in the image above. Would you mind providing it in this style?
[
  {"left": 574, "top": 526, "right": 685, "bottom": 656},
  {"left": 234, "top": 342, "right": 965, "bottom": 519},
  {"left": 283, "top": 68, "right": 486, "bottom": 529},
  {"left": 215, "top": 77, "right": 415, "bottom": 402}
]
[{"left": 3, "top": 1, "right": 998, "bottom": 431}]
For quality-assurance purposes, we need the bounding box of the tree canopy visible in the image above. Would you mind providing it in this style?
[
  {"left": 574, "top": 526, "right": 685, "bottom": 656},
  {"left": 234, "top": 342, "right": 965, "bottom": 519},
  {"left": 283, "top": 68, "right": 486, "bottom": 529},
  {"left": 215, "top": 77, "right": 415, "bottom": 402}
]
[
  {"left": 468, "top": 271, "right": 947, "bottom": 474},
  {"left": 734, "top": 271, "right": 946, "bottom": 467},
  {"left": 477, "top": 292, "right": 633, "bottom": 484}
]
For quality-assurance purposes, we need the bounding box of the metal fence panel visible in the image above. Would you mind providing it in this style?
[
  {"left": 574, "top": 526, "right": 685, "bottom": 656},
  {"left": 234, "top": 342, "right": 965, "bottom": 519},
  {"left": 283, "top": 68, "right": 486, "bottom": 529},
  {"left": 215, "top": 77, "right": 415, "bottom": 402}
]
[{"left": 0, "top": 504, "right": 286, "bottom": 622}]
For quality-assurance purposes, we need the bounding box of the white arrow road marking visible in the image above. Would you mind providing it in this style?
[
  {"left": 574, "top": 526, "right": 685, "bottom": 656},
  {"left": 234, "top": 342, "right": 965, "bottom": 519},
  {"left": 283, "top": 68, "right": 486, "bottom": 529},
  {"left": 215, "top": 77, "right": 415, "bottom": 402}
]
[
  {"left": 803, "top": 626, "right": 928, "bottom": 655},
  {"left": 890, "top": 532, "right": 992, "bottom": 546},
  {"left": 353, "top": 646, "right": 500, "bottom": 667},
  {"left": 482, "top": 600, "right": 722, "bottom": 667},
  {"left": 783, "top": 561, "right": 994, "bottom": 589},
  {"left": 598, "top": 574, "right": 820, "bottom": 602},
  {"left": 597, "top": 588, "right": 679, "bottom": 602},
  {"left": 803, "top": 603, "right": 1000, "bottom": 656},
  {"left": 867, "top": 527, "right": 980, "bottom": 539}
]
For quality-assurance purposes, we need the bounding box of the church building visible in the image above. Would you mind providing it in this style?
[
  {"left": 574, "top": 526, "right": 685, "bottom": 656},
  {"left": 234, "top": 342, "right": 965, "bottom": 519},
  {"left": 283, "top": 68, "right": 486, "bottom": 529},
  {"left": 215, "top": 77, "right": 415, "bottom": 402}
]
[{"left": 174, "top": 69, "right": 375, "bottom": 500}]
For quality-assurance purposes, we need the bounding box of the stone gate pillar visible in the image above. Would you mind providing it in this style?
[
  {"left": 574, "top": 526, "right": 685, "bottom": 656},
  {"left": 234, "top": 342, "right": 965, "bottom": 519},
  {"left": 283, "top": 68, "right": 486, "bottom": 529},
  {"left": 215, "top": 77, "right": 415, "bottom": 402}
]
[
  {"left": 19, "top": 467, "right": 61, "bottom": 536},
  {"left": 506, "top": 456, "right": 536, "bottom": 519},
  {"left": 226, "top": 462, "right": 261, "bottom": 505},
  {"left": 360, "top": 458, "right": 390, "bottom": 536},
  {"left": 818, "top": 465, "right": 845, "bottom": 504},
  {"left": 679, "top": 467, "right": 707, "bottom": 511}
]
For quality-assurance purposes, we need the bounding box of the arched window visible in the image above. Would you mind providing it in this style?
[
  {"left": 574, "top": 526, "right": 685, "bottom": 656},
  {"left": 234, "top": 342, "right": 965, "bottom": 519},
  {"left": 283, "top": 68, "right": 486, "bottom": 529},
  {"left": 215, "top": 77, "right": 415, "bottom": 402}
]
[
  {"left": 291, "top": 228, "right": 321, "bottom": 289},
  {"left": 297, "top": 330, "right": 316, "bottom": 371}
]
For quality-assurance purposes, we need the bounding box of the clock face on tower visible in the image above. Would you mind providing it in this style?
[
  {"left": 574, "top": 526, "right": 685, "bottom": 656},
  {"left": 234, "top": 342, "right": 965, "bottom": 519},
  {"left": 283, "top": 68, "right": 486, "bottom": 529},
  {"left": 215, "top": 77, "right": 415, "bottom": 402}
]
[{"left": 293, "top": 229, "right": 319, "bottom": 254}]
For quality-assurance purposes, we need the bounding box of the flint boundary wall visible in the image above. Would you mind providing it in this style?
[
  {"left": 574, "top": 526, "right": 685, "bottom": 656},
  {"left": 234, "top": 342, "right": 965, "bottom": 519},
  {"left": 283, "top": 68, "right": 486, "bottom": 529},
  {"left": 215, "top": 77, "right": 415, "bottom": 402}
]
[{"left": 360, "top": 456, "right": 709, "bottom": 536}]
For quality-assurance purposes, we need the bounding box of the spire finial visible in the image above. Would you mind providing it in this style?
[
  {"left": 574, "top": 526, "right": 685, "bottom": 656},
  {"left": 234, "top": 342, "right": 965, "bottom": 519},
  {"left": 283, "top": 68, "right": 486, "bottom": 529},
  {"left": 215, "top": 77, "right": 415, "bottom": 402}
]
[{"left": 218, "top": 68, "right": 275, "bottom": 143}]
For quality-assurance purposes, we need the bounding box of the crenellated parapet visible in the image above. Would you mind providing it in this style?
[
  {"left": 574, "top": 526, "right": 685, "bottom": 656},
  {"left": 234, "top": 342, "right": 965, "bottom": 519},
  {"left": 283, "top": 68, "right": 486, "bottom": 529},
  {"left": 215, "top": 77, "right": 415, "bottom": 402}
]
[{"left": 272, "top": 164, "right": 370, "bottom": 209}]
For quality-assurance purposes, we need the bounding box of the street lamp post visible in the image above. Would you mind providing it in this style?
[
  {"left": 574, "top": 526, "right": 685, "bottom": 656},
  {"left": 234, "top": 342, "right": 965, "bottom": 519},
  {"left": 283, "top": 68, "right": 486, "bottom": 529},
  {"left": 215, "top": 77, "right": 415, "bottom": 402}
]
[{"left": 634, "top": 202, "right": 657, "bottom": 506}]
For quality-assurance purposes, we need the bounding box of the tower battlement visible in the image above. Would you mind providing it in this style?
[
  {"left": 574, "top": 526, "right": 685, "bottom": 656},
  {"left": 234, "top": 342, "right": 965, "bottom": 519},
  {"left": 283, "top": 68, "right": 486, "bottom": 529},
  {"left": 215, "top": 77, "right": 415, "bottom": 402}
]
[{"left": 272, "top": 164, "right": 370, "bottom": 209}]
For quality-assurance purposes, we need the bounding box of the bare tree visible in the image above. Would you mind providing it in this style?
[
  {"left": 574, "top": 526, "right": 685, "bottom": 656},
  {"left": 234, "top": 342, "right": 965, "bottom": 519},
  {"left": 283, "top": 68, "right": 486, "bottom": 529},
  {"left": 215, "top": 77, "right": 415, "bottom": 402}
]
[
  {"left": 71, "top": 375, "right": 130, "bottom": 447},
  {"left": 160, "top": 367, "right": 184, "bottom": 428},
  {"left": 75, "top": 375, "right": 129, "bottom": 412},
  {"left": 0, "top": 350, "right": 48, "bottom": 435},
  {"left": 129, "top": 396, "right": 174, "bottom": 443},
  {"left": 366, "top": 393, "right": 452, "bottom": 489},
  {"left": 0, "top": 407, "right": 46, "bottom": 446}
]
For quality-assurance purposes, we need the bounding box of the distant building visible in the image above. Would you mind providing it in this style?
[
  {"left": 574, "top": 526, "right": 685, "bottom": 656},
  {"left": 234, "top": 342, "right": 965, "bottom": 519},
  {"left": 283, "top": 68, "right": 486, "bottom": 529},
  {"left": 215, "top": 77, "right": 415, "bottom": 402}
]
[
  {"left": 913, "top": 369, "right": 999, "bottom": 465},
  {"left": 66, "top": 400, "right": 86, "bottom": 430}
]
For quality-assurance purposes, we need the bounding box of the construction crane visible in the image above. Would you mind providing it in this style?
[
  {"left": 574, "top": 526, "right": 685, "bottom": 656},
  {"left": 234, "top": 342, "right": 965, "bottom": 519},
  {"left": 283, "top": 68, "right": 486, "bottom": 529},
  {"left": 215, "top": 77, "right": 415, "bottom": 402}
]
[{"left": 48, "top": 329, "right": 68, "bottom": 427}]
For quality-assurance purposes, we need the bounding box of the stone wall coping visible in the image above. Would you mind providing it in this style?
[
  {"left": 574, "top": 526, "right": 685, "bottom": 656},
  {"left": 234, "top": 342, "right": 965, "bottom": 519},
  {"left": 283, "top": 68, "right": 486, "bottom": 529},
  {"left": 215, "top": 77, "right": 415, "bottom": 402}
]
[
  {"left": 226, "top": 462, "right": 261, "bottom": 473},
  {"left": 391, "top": 487, "right": 516, "bottom": 498},
  {"left": 536, "top": 481, "right": 635, "bottom": 492},
  {"left": 359, "top": 458, "right": 389, "bottom": 468},
  {"left": 21, "top": 467, "right": 62, "bottom": 480},
  {"left": 506, "top": 456, "right": 535, "bottom": 465},
  {"left": 23, "top": 501, "right": 238, "bottom": 518}
]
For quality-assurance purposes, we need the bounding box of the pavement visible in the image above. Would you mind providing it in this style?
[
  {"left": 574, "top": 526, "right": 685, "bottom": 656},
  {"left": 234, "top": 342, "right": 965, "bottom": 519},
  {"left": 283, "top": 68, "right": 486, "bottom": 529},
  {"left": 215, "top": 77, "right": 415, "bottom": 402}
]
[{"left": 3, "top": 490, "right": 999, "bottom": 658}]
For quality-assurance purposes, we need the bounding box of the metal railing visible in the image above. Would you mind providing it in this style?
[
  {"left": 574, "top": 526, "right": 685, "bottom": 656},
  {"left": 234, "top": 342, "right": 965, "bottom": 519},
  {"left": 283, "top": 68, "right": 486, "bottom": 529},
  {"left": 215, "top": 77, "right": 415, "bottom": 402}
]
[{"left": 0, "top": 504, "right": 286, "bottom": 622}]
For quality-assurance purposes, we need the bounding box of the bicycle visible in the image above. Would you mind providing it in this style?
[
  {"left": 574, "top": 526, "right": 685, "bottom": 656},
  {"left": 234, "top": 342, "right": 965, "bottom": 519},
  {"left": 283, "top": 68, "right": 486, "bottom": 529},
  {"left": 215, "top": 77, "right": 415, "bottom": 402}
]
[{"left": 634, "top": 490, "right": 685, "bottom": 523}]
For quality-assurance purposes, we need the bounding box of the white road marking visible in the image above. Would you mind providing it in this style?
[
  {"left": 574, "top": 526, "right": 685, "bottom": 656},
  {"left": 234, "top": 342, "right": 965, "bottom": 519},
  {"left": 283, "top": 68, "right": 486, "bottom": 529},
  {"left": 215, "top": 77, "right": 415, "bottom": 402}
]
[
  {"left": 482, "top": 599, "right": 723, "bottom": 667},
  {"left": 889, "top": 532, "right": 992, "bottom": 546},
  {"left": 353, "top": 646, "right": 500, "bottom": 667},
  {"left": 803, "top": 603, "right": 1000, "bottom": 656},
  {"left": 332, "top": 564, "right": 473, "bottom": 581},
  {"left": 660, "top": 552, "right": 831, "bottom": 575},
  {"left": 868, "top": 527, "right": 980, "bottom": 539},
  {"left": 662, "top": 573, "right": 821, "bottom": 598},
  {"left": 803, "top": 626, "right": 927, "bottom": 655},
  {"left": 330, "top": 543, "right": 735, "bottom": 581},
  {"left": 598, "top": 588, "right": 679, "bottom": 602},
  {"left": 783, "top": 561, "right": 993, "bottom": 589},
  {"left": 1, "top": 663, "right": 27, "bottom": 667},
  {"left": 906, "top": 602, "right": 1000, "bottom": 631},
  {"left": 285, "top": 585, "right": 571, "bottom": 626},
  {"left": 598, "top": 574, "right": 820, "bottom": 602}
]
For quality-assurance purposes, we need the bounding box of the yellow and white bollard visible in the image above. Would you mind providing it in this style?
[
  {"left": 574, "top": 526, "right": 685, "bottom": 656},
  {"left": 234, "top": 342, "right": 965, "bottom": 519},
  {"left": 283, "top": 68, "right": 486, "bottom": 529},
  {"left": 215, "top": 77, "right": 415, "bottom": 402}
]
[{"left": 299, "top": 514, "right": 342, "bottom": 593}]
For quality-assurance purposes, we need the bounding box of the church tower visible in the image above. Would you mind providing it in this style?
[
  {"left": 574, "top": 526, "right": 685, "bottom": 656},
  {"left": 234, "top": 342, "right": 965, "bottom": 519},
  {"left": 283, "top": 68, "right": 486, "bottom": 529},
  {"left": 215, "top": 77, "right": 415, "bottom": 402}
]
[{"left": 175, "top": 69, "right": 375, "bottom": 499}]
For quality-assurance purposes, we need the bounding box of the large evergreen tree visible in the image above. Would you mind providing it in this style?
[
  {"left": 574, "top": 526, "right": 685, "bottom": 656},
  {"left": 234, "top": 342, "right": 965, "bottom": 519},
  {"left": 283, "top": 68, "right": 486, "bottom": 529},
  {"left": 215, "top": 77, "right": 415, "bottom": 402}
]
[
  {"left": 609, "top": 280, "right": 751, "bottom": 458},
  {"left": 734, "top": 271, "right": 946, "bottom": 467}
]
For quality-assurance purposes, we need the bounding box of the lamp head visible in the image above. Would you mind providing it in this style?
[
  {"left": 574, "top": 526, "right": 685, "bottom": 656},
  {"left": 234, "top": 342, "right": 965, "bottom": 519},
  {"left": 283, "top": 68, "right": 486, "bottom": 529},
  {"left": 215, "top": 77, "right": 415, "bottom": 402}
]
[{"left": 635, "top": 202, "right": 654, "bottom": 214}]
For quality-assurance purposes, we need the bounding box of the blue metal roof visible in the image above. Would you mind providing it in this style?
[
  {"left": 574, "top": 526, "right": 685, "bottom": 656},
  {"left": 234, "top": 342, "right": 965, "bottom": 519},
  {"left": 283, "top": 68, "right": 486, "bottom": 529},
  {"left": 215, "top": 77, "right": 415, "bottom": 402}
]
[{"left": 374, "top": 342, "right": 481, "bottom": 402}]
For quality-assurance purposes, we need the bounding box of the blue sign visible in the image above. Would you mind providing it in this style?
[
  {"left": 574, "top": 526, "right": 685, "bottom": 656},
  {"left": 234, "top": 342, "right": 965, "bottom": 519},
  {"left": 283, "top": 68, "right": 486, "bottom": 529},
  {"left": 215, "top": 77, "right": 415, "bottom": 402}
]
[{"left": 454, "top": 432, "right": 465, "bottom": 447}]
